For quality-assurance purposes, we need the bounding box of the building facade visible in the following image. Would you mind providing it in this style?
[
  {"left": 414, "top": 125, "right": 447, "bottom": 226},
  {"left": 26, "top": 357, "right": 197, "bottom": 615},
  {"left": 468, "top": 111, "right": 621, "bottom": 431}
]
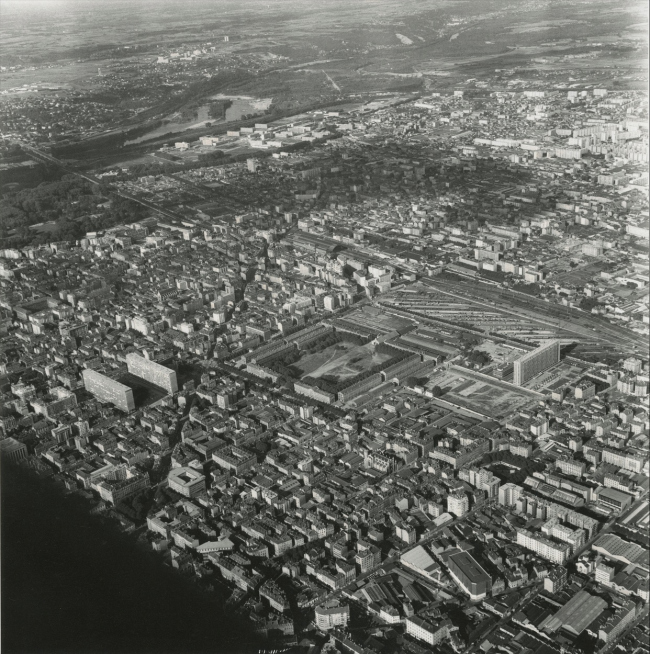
[
  {"left": 516, "top": 528, "right": 570, "bottom": 564},
  {"left": 126, "top": 353, "right": 178, "bottom": 394},
  {"left": 82, "top": 369, "right": 135, "bottom": 412},
  {"left": 447, "top": 491, "right": 469, "bottom": 517},
  {"left": 0, "top": 437, "right": 28, "bottom": 463},
  {"left": 446, "top": 551, "right": 492, "bottom": 601},
  {"left": 405, "top": 616, "right": 451, "bottom": 646},
  {"left": 167, "top": 467, "right": 206, "bottom": 497},
  {"left": 315, "top": 602, "right": 350, "bottom": 630},
  {"left": 513, "top": 340, "right": 560, "bottom": 386}
]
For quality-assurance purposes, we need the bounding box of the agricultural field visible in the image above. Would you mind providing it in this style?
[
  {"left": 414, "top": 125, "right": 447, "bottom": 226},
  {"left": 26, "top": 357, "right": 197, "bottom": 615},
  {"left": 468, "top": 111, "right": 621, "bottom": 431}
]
[
  {"left": 424, "top": 367, "right": 538, "bottom": 419},
  {"left": 293, "top": 342, "right": 393, "bottom": 382}
]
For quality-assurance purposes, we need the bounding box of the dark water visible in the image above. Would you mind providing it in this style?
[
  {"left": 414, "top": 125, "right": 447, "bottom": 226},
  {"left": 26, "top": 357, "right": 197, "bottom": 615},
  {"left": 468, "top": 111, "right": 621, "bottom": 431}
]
[{"left": 1, "top": 462, "right": 264, "bottom": 654}]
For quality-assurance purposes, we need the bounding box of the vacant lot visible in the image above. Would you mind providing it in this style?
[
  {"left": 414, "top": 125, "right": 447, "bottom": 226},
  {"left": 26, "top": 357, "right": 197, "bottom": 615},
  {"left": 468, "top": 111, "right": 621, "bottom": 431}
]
[
  {"left": 425, "top": 368, "right": 536, "bottom": 418},
  {"left": 479, "top": 340, "right": 525, "bottom": 365},
  {"left": 553, "top": 260, "right": 612, "bottom": 286}
]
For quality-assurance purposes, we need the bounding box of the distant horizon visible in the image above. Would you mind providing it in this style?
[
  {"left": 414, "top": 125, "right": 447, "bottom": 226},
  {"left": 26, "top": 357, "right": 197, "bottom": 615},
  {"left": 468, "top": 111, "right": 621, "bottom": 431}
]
[{"left": 0, "top": 0, "right": 405, "bottom": 7}]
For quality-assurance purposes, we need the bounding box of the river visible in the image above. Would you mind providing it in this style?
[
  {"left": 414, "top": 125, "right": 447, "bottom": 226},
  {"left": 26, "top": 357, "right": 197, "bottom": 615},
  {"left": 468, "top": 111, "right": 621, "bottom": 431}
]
[
  {"left": 1, "top": 461, "right": 264, "bottom": 654},
  {"left": 125, "top": 95, "right": 272, "bottom": 145}
]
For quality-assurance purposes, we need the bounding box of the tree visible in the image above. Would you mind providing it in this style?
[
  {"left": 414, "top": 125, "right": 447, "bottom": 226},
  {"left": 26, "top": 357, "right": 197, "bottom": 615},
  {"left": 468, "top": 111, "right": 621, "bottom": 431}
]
[
  {"left": 580, "top": 297, "right": 599, "bottom": 312},
  {"left": 468, "top": 350, "right": 491, "bottom": 366}
]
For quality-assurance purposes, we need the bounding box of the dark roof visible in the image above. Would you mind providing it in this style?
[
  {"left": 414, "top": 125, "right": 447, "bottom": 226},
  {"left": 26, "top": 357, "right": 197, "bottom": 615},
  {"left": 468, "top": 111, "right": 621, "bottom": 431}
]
[{"left": 448, "top": 550, "right": 491, "bottom": 583}]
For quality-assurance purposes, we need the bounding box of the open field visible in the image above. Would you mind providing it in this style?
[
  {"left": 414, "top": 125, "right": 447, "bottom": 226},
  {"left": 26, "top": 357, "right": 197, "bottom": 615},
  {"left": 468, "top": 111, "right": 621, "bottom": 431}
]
[
  {"left": 28, "top": 220, "right": 59, "bottom": 234},
  {"left": 3, "top": 0, "right": 645, "bottom": 175},
  {"left": 0, "top": 60, "right": 112, "bottom": 92},
  {"left": 424, "top": 367, "right": 538, "bottom": 419},
  {"left": 294, "top": 342, "right": 392, "bottom": 382},
  {"left": 4, "top": 0, "right": 645, "bottom": 93}
]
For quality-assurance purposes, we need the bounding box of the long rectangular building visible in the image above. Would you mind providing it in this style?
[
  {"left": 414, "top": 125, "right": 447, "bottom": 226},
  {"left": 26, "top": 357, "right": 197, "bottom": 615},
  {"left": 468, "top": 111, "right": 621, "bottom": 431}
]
[
  {"left": 212, "top": 445, "right": 256, "bottom": 474},
  {"left": 125, "top": 353, "right": 178, "bottom": 394},
  {"left": 405, "top": 616, "right": 451, "bottom": 646},
  {"left": 513, "top": 340, "right": 560, "bottom": 386},
  {"left": 540, "top": 590, "right": 607, "bottom": 636},
  {"left": 446, "top": 550, "right": 492, "bottom": 601},
  {"left": 516, "top": 528, "right": 570, "bottom": 564},
  {"left": 83, "top": 369, "right": 135, "bottom": 412}
]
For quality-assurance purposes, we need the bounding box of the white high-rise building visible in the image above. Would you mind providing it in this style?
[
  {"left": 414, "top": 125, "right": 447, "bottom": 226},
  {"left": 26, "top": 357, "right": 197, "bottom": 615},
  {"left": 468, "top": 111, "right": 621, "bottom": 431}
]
[
  {"left": 513, "top": 340, "right": 560, "bottom": 386},
  {"left": 498, "top": 482, "right": 522, "bottom": 507},
  {"left": 447, "top": 491, "right": 469, "bottom": 517}
]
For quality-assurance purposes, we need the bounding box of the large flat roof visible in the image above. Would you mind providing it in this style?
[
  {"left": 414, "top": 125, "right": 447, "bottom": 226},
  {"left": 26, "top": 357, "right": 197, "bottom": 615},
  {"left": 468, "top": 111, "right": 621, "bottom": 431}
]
[
  {"left": 401, "top": 545, "right": 440, "bottom": 575},
  {"left": 541, "top": 590, "right": 607, "bottom": 636},
  {"left": 448, "top": 550, "right": 491, "bottom": 583}
]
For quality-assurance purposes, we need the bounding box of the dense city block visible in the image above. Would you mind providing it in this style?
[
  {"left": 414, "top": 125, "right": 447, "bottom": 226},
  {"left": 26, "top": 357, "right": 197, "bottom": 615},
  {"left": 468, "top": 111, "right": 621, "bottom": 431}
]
[{"left": 1, "top": 2, "right": 648, "bottom": 654}]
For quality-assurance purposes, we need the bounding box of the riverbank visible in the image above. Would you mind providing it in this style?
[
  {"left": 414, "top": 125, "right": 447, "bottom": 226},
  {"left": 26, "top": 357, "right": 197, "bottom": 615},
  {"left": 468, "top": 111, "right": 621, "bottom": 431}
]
[{"left": 1, "top": 461, "right": 263, "bottom": 654}]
